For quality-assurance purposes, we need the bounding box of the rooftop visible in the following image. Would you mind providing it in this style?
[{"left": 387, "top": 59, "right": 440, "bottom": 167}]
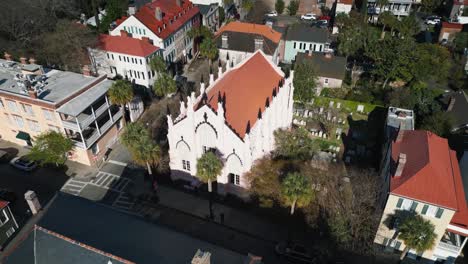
[
  {"left": 285, "top": 24, "right": 329, "bottom": 43},
  {"left": 0, "top": 59, "right": 105, "bottom": 106},
  {"left": 97, "top": 33, "right": 160, "bottom": 57},
  {"left": 197, "top": 51, "right": 284, "bottom": 138},
  {"left": 216, "top": 21, "right": 282, "bottom": 44},
  {"left": 390, "top": 131, "right": 466, "bottom": 215},
  {"left": 197, "top": 3, "right": 218, "bottom": 15},
  {"left": 3, "top": 193, "right": 248, "bottom": 264},
  {"left": 117, "top": 0, "right": 200, "bottom": 40},
  {"left": 441, "top": 90, "right": 468, "bottom": 130},
  {"left": 442, "top": 22, "right": 464, "bottom": 30},
  {"left": 56, "top": 79, "right": 113, "bottom": 116},
  {"left": 295, "top": 52, "right": 347, "bottom": 80}
]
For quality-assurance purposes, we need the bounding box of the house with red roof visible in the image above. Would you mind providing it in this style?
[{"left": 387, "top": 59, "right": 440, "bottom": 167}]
[
  {"left": 166, "top": 51, "right": 294, "bottom": 197},
  {"left": 375, "top": 130, "right": 468, "bottom": 262},
  {"left": 0, "top": 200, "right": 18, "bottom": 250},
  {"left": 89, "top": 31, "right": 163, "bottom": 88},
  {"left": 110, "top": 0, "right": 200, "bottom": 63}
]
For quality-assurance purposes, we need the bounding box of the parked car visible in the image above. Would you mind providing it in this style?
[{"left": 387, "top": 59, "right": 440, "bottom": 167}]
[
  {"left": 301, "top": 13, "right": 316, "bottom": 20},
  {"left": 317, "top": 15, "right": 331, "bottom": 21},
  {"left": 0, "top": 150, "right": 12, "bottom": 162},
  {"left": 425, "top": 16, "right": 441, "bottom": 25},
  {"left": 275, "top": 242, "right": 316, "bottom": 263},
  {"left": 265, "top": 10, "right": 278, "bottom": 17},
  {"left": 0, "top": 189, "right": 17, "bottom": 203},
  {"left": 10, "top": 156, "right": 37, "bottom": 172}
]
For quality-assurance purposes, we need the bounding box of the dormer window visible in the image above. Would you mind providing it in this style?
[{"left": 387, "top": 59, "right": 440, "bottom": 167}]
[
  {"left": 158, "top": 27, "right": 161, "bottom": 32},
  {"left": 163, "top": 23, "right": 166, "bottom": 29}
]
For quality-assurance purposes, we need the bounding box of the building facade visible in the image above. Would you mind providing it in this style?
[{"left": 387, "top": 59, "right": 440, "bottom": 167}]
[
  {"left": 198, "top": 3, "right": 219, "bottom": 32},
  {"left": 111, "top": 0, "right": 201, "bottom": 63},
  {"left": 375, "top": 130, "right": 468, "bottom": 262},
  {"left": 166, "top": 51, "right": 294, "bottom": 197},
  {"left": 0, "top": 201, "right": 18, "bottom": 250},
  {"left": 0, "top": 56, "right": 123, "bottom": 166},
  {"left": 367, "top": 0, "right": 420, "bottom": 17},
  {"left": 89, "top": 32, "right": 163, "bottom": 88},
  {"left": 283, "top": 24, "right": 329, "bottom": 63}
]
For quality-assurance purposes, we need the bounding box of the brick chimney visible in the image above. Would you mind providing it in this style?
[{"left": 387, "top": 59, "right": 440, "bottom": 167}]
[
  {"left": 25, "top": 190, "right": 42, "bottom": 215},
  {"left": 395, "top": 153, "right": 407, "bottom": 177},
  {"left": 28, "top": 89, "right": 38, "bottom": 99},
  {"left": 4, "top": 52, "right": 12, "bottom": 61},
  {"left": 120, "top": 30, "right": 129, "bottom": 37},
  {"left": 142, "top": 36, "right": 153, "bottom": 44},
  {"left": 447, "top": 96, "right": 456, "bottom": 111},
  {"left": 19, "top": 57, "right": 27, "bottom": 64},
  {"left": 29, "top": 57, "right": 36, "bottom": 64},
  {"left": 82, "top": 65, "right": 92, "bottom": 76},
  {"left": 155, "top": 7, "right": 163, "bottom": 21},
  {"left": 396, "top": 123, "right": 405, "bottom": 142},
  {"left": 325, "top": 52, "right": 332, "bottom": 59}
]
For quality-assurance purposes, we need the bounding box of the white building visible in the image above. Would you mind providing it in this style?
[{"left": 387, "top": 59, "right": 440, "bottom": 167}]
[
  {"left": 110, "top": 0, "right": 201, "bottom": 63},
  {"left": 166, "top": 51, "right": 294, "bottom": 197},
  {"left": 335, "top": 0, "right": 353, "bottom": 14},
  {"left": 89, "top": 32, "right": 163, "bottom": 88}
]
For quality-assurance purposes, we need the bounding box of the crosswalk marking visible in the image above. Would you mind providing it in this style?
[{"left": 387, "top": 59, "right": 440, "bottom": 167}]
[
  {"left": 61, "top": 179, "right": 88, "bottom": 196},
  {"left": 112, "top": 193, "right": 135, "bottom": 212},
  {"left": 89, "top": 172, "right": 130, "bottom": 192}
]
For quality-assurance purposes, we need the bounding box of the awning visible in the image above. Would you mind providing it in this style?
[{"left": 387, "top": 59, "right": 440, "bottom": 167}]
[{"left": 16, "top": 131, "right": 30, "bottom": 141}]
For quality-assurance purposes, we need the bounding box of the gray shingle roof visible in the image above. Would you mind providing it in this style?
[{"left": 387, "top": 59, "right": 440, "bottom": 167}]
[
  {"left": 215, "top": 31, "right": 279, "bottom": 56},
  {"left": 442, "top": 90, "right": 468, "bottom": 130},
  {"left": 3, "top": 193, "right": 247, "bottom": 264},
  {"left": 285, "top": 24, "right": 329, "bottom": 43},
  {"left": 296, "top": 52, "right": 347, "bottom": 80}
]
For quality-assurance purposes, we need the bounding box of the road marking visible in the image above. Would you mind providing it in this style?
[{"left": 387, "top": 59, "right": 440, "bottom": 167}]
[
  {"left": 88, "top": 171, "right": 131, "bottom": 193},
  {"left": 112, "top": 193, "right": 134, "bottom": 211},
  {"left": 61, "top": 179, "right": 88, "bottom": 196},
  {"left": 108, "top": 160, "right": 128, "bottom": 167}
]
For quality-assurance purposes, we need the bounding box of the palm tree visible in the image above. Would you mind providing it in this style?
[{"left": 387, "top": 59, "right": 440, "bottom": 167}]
[
  {"left": 187, "top": 26, "right": 212, "bottom": 53},
  {"left": 153, "top": 73, "right": 177, "bottom": 97},
  {"left": 149, "top": 55, "right": 167, "bottom": 75},
  {"left": 398, "top": 214, "right": 437, "bottom": 260},
  {"left": 196, "top": 151, "right": 223, "bottom": 219},
  {"left": 378, "top": 11, "right": 395, "bottom": 39},
  {"left": 120, "top": 122, "right": 160, "bottom": 175},
  {"left": 200, "top": 38, "right": 218, "bottom": 68},
  {"left": 280, "top": 172, "right": 314, "bottom": 215},
  {"left": 108, "top": 80, "right": 133, "bottom": 122}
]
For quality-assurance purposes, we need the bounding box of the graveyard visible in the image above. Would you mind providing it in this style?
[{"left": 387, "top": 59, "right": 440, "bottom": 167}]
[{"left": 293, "top": 96, "right": 383, "bottom": 165}]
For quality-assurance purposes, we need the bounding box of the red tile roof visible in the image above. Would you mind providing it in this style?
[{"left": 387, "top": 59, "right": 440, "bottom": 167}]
[
  {"left": 118, "top": 0, "right": 200, "bottom": 40},
  {"left": 216, "top": 21, "right": 282, "bottom": 44},
  {"left": 391, "top": 131, "right": 465, "bottom": 212},
  {"left": 442, "top": 22, "right": 463, "bottom": 30},
  {"left": 97, "top": 33, "right": 160, "bottom": 57},
  {"left": 199, "top": 51, "right": 283, "bottom": 138},
  {"left": 0, "top": 200, "right": 9, "bottom": 209},
  {"left": 337, "top": 0, "right": 353, "bottom": 5}
]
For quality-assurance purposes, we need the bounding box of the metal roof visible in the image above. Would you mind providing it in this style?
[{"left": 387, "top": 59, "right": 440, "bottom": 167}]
[{"left": 56, "top": 80, "right": 112, "bottom": 116}]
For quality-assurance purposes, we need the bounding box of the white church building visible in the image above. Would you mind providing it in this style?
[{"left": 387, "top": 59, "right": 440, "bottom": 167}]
[{"left": 166, "top": 51, "right": 294, "bottom": 197}]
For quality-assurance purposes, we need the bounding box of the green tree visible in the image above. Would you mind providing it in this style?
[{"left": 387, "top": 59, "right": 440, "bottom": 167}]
[
  {"left": 149, "top": 55, "right": 167, "bottom": 75},
  {"left": 453, "top": 32, "right": 468, "bottom": 54},
  {"left": 99, "top": 0, "right": 128, "bottom": 32},
  {"left": 108, "top": 80, "right": 133, "bottom": 121},
  {"left": 287, "top": 0, "right": 299, "bottom": 15},
  {"left": 275, "top": 0, "right": 285, "bottom": 14},
  {"left": 120, "top": 122, "right": 160, "bottom": 175},
  {"left": 280, "top": 172, "right": 314, "bottom": 215},
  {"left": 28, "top": 131, "right": 74, "bottom": 166},
  {"left": 411, "top": 44, "right": 450, "bottom": 83},
  {"left": 421, "top": 0, "right": 443, "bottom": 13},
  {"left": 274, "top": 128, "right": 318, "bottom": 160},
  {"left": 398, "top": 215, "right": 437, "bottom": 260},
  {"left": 420, "top": 111, "right": 454, "bottom": 137},
  {"left": 200, "top": 38, "right": 218, "bottom": 67},
  {"left": 153, "top": 73, "right": 177, "bottom": 97},
  {"left": 395, "top": 14, "right": 419, "bottom": 39},
  {"left": 242, "top": 0, "right": 254, "bottom": 13},
  {"left": 218, "top": 7, "right": 225, "bottom": 26},
  {"left": 197, "top": 151, "right": 223, "bottom": 219},
  {"left": 293, "top": 61, "right": 318, "bottom": 102}
]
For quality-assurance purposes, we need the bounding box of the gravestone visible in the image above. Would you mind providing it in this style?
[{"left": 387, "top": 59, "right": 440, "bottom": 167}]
[
  {"left": 357, "top": 105, "right": 364, "bottom": 112},
  {"left": 337, "top": 102, "right": 341, "bottom": 109},
  {"left": 329, "top": 101, "right": 334, "bottom": 108},
  {"left": 319, "top": 107, "right": 324, "bottom": 114}
]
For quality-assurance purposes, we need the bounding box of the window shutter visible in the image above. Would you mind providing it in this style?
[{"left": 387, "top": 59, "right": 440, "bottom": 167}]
[
  {"left": 436, "top": 208, "right": 444, "bottom": 218},
  {"left": 395, "top": 241, "right": 402, "bottom": 250},
  {"left": 421, "top": 205, "right": 428, "bottom": 215},
  {"left": 396, "top": 198, "right": 403, "bottom": 208},
  {"left": 410, "top": 202, "right": 418, "bottom": 212},
  {"left": 383, "top": 238, "right": 389, "bottom": 246}
]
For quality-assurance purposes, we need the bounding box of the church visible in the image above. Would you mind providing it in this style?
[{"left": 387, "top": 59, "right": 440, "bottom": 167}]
[{"left": 167, "top": 50, "right": 294, "bottom": 197}]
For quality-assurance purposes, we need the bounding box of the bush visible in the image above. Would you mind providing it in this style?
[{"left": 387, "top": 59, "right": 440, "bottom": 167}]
[
  {"left": 287, "top": 0, "right": 299, "bottom": 15},
  {"left": 275, "top": 0, "right": 285, "bottom": 14}
]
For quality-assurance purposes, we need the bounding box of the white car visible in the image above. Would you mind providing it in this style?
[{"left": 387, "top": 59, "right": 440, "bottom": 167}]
[
  {"left": 10, "top": 156, "right": 37, "bottom": 172},
  {"left": 266, "top": 11, "right": 278, "bottom": 17},
  {"left": 425, "top": 16, "right": 441, "bottom": 25},
  {"left": 301, "top": 13, "right": 316, "bottom": 20}
]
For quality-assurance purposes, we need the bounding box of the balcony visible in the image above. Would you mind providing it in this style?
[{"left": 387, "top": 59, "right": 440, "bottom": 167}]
[{"left": 437, "top": 241, "right": 460, "bottom": 254}]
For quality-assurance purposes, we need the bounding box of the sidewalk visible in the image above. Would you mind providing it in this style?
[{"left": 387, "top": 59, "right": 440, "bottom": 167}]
[{"left": 157, "top": 186, "right": 288, "bottom": 243}]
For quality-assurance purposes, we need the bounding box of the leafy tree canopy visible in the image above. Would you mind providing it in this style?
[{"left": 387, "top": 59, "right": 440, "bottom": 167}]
[
  {"left": 196, "top": 151, "right": 223, "bottom": 183},
  {"left": 150, "top": 55, "right": 167, "bottom": 74},
  {"left": 287, "top": 0, "right": 299, "bottom": 15},
  {"left": 280, "top": 172, "right": 314, "bottom": 215},
  {"left": 293, "top": 61, "right": 318, "bottom": 102},
  {"left": 274, "top": 128, "right": 318, "bottom": 160},
  {"left": 108, "top": 80, "right": 134, "bottom": 106},
  {"left": 29, "top": 131, "right": 74, "bottom": 166},
  {"left": 153, "top": 73, "right": 177, "bottom": 97},
  {"left": 398, "top": 214, "right": 437, "bottom": 257},
  {"left": 200, "top": 37, "right": 218, "bottom": 62},
  {"left": 275, "top": 0, "right": 285, "bottom": 14}
]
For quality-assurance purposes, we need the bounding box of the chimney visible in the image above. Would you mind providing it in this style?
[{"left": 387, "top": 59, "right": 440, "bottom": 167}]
[
  {"left": 221, "top": 34, "right": 228, "bottom": 49},
  {"left": 254, "top": 38, "right": 263, "bottom": 51},
  {"left": 19, "top": 57, "right": 27, "bottom": 64},
  {"left": 176, "top": 0, "right": 182, "bottom": 7},
  {"left": 120, "top": 30, "right": 129, "bottom": 37},
  {"left": 28, "top": 89, "right": 38, "bottom": 99},
  {"left": 4, "top": 52, "right": 12, "bottom": 61},
  {"left": 325, "top": 52, "right": 332, "bottom": 59},
  {"left": 447, "top": 97, "right": 456, "bottom": 111},
  {"left": 396, "top": 122, "right": 405, "bottom": 142},
  {"left": 25, "top": 190, "right": 42, "bottom": 215},
  {"left": 28, "top": 57, "right": 36, "bottom": 64},
  {"left": 128, "top": 4, "right": 137, "bottom": 15},
  {"left": 82, "top": 65, "right": 92, "bottom": 76},
  {"left": 394, "top": 153, "right": 407, "bottom": 177},
  {"left": 191, "top": 249, "right": 211, "bottom": 264},
  {"left": 155, "top": 7, "right": 163, "bottom": 21},
  {"left": 142, "top": 36, "right": 153, "bottom": 44}
]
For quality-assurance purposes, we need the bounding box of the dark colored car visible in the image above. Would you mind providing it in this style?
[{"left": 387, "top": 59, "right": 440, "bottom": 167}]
[{"left": 275, "top": 242, "right": 316, "bottom": 263}]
